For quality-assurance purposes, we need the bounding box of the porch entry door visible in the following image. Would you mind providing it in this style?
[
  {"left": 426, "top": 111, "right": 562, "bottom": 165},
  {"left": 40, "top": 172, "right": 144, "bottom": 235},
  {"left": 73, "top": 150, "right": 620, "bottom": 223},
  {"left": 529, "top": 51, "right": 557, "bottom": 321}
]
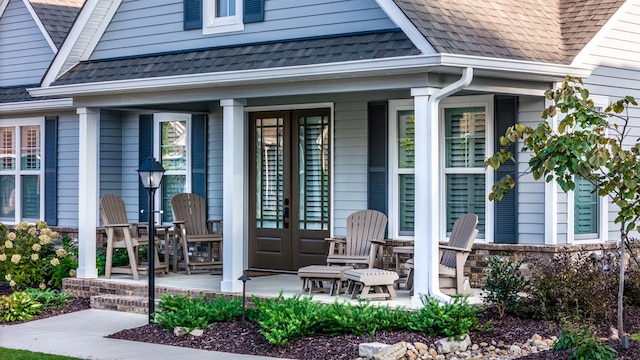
[{"left": 249, "top": 109, "right": 331, "bottom": 271}]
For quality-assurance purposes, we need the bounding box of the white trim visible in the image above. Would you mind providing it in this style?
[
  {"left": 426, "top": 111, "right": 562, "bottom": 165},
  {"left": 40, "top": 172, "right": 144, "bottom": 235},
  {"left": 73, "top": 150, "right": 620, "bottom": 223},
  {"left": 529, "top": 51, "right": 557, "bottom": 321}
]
[
  {"left": 544, "top": 96, "right": 558, "bottom": 245},
  {"left": 439, "top": 95, "right": 494, "bottom": 243},
  {"left": 21, "top": 0, "right": 57, "bottom": 52},
  {"left": 0, "top": 0, "right": 9, "bottom": 18},
  {"left": 374, "top": 0, "right": 436, "bottom": 54},
  {"left": 31, "top": 54, "right": 592, "bottom": 97},
  {"left": 41, "top": 0, "right": 122, "bottom": 87},
  {"left": 245, "top": 102, "right": 334, "bottom": 112},
  {"left": 203, "top": 0, "right": 244, "bottom": 35},
  {"left": 571, "top": 0, "right": 636, "bottom": 67},
  {"left": 0, "top": 99, "right": 74, "bottom": 114}
]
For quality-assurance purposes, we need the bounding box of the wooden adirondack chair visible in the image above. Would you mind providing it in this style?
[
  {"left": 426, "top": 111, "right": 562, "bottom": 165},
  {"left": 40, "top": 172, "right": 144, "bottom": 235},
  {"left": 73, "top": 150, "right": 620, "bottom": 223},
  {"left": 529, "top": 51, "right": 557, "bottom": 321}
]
[
  {"left": 325, "top": 209, "right": 387, "bottom": 268},
  {"left": 170, "top": 193, "right": 223, "bottom": 275},
  {"left": 99, "top": 194, "right": 168, "bottom": 280},
  {"left": 404, "top": 213, "right": 478, "bottom": 295}
]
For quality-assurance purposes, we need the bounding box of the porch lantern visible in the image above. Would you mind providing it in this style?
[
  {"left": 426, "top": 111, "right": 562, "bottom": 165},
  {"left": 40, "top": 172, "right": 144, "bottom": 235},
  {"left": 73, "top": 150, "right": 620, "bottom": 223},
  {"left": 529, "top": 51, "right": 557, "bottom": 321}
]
[{"left": 137, "top": 156, "right": 165, "bottom": 323}]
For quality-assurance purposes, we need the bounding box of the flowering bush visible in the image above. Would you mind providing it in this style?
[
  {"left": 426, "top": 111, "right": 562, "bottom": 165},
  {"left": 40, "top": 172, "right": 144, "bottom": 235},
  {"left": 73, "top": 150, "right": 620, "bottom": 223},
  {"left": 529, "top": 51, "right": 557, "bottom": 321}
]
[{"left": 0, "top": 221, "right": 77, "bottom": 290}]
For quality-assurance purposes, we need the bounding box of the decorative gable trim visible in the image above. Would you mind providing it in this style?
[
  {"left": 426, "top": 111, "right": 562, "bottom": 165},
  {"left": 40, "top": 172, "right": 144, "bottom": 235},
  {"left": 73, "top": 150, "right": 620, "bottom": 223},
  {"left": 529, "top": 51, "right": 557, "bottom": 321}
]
[
  {"left": 21, "top": 0, "right": 57, "bottom": 52},
  {"left": 0, "top": 0, "right": 9, "bottom": 18},
  {"left": 374, "top": 0, "right": 436, "bottom": 55},
  {"left": 41, "top": 0, "right": 122, "bottom": 87},
  {"left": 571, "top": 0, "right": 637, "bottom": 67}
]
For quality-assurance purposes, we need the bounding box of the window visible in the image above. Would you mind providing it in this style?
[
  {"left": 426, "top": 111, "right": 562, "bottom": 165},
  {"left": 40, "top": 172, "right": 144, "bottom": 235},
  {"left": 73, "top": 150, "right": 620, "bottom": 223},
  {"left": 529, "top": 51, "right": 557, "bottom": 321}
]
[
  {"left": 155, "top": 114, "right": 191, "bottom": 223},
  {"left": 443, "top": 105, "right": 487, "bottom": 234},
  {"left": 0, "top": 120, "right": 43, "bottom": 223},
  {"left": 388, "top": 96, "right": 492, "bottom": 240},
  {"left": 204, "top": 0, "right": 244, "bottom": 34}
]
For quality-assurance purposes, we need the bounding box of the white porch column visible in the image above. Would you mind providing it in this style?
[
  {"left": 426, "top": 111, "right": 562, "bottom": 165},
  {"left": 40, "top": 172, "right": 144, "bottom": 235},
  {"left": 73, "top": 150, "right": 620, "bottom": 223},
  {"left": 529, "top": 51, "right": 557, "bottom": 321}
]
[
  {"left": 220, "top": 98, "right": 247, "bottom": 293},
  {"left": 76, "top": 107, "right": 99, "bottom": 279},
  {"left": 411, "top": 88, "right": 440, "bottom": 308},
  {"left": 544, "top": 97, "right": 558, "bottom": 245}
]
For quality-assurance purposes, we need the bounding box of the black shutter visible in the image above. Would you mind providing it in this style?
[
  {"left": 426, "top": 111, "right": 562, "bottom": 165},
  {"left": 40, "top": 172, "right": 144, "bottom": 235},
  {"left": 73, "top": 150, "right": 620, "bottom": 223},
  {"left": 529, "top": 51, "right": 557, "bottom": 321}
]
[
  {"left": 138, "top": 114, "right": 154, "bottom": 222},
  {"left": 184, "top": 0, "right": 202, "bottom": 30},
  {"left": 191, "top": 114, "right": 207, "bottom": 199},
  {"left": 244, "top": 0, "right": 264, "bottom": 23},
  {"left": 368, "top": 102, "right": 388, "bottom": 219},
  {"left": 44, "top": 116, "right": 57, "bottom": 225},
  {"left": 494, "top": 96, "right": 518, "bottom": 244}
]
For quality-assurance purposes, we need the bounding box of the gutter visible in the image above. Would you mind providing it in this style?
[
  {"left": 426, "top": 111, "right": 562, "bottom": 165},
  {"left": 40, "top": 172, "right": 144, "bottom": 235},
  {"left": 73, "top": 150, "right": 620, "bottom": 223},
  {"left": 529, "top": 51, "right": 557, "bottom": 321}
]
[
  {"left": 0, "top": 98, "right": 74, "bottom": 114},
  {"left": 28, "top": 54, "right": 591, "bottom": 98}
]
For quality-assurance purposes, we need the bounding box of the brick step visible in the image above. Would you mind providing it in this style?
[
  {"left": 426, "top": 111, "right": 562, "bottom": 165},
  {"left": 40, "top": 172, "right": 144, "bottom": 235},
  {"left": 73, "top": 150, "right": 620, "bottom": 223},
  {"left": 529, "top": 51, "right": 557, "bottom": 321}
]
[{"left": 90, "top": 294, "right": 150, "bottom": 314}]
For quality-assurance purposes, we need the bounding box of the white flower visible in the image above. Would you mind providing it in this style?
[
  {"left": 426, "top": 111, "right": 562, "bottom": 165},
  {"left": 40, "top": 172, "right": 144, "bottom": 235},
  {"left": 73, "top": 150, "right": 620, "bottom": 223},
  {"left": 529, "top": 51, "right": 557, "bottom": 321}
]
[
  {"left": 15, "top": 221, "right": 28, "bottom": 231},
  {"left": 28, "top": 227, "right": 37, "bottom": 236},
  {"left": 39, "top": 283, "right": 46, "bottom": 290},
  {"left": 7, "top": 232, "right": 16, "bottom": 241},
  {"left": 4, "top": 274, "right": 11, "bottom": 281},
  {"left": 36, "top": 220, "right": 47, "bottom": 229},
  {"left": 32, "top": 243, "right": 41, "bottom": 252},
  {"left": 50, "top": 258, "right": 60, "bottom": 266},
  {"left": 9, "top": 280, "right": 15, "bottom": 287},
  {"left": 31, "top": 253, "right": 39, "bottom": 261},
  {"left": 56, "top": 249, "right": 67, "bottom": 257},
  {"left": 39, "top": 234, "right": 51, "bottom": 245},
  {"left": 69, "top": 269, "right": 77, "bottom": 277},
  {"left": 11, "top": 254, "right": 21, "bottom": 264},
  {"left": 0, "top": 254, "right": 6, "bottom": 261},
  {"left": 4, "top": 240, "right": 13, "bottom": 249}
]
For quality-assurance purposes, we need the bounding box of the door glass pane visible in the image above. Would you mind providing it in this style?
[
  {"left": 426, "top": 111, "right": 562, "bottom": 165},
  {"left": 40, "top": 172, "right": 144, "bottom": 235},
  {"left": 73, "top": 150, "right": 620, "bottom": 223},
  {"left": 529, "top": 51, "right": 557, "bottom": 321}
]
[
  {"left": 21, "top": 175, "right": 39, "bottom": 219},
  {"left": 0, "top": 175, "right": 15, "bottom": 220},
  {"left": 20, "top": 125, "right": 40, "bottom": 170},
  {"left": 298, "top": 115, "right": 329, "bottom": 230},
  {"left": 256, "top": 117, "right": 284, "bottom": 229},
  {"left": 161, "top": 121, "right": 187, "bottom": 171},
  {"left": 398, "top": 111, "right": 415, "bottom": 168},
  {"left": 399, "top": 174, "right": 414, "bottom": 235},
  {"left": 445, "top": 107, "right": 485, "bottom": 168},
  {"left": 162, "top": 175, "right": 186, "bottom": 222},
  {"left": 575, "top": 176, "right": 598, "bottom": 235},
  {"left": 446, "top": 174, "right": 485, "bottom": 233},
  {"left": 1, "top": 127, "right": 16, "bottom": 170}
]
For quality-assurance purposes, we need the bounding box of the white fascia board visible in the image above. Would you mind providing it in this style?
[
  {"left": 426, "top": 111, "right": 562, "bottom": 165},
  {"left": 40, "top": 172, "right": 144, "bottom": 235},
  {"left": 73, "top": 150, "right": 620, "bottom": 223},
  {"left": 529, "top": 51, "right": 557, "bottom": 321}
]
[
  {"left": 0, "top": 98, "right": 74, "bottom": 114},
  {"left": 30, "top": 54, "right": 592, "bottom": 97},
  {"left": 571, "top": 0, "right": 635, "bottom": 67},
  {"left": 0, "top": 0, "right": 9, "bottom": 18},
  {"left": 22, "top": 0, "right": 57, "bottom": 52},
  {"left": 374, "top": 0, "right": 436, "bottom": 55}
]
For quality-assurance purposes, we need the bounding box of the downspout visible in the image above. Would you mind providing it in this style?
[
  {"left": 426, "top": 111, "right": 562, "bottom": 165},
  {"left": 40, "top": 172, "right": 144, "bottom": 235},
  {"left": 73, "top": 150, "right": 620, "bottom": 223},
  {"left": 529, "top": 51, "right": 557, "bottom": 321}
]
[{"left": 425, "top": 67, "right": 474, "bottom": 303}]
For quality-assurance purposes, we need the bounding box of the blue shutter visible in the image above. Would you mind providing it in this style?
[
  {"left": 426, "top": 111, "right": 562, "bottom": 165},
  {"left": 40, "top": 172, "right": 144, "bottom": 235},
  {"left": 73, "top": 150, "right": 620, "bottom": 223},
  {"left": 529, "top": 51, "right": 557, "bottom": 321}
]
[
  {"left": 367, "top": 102, "right": 388, "bottom": 220},
  {"left": 138, "top": 114, "right": 154, "bottom": 222},
  {"left": 494, "top": 96, "right": 518, "bottom": 244},
  {"left": 574, "top": 176, "right": 598, "bottom": 235},
  {"left": 191, "top": 114, "right": 207, "bottom": 199},
  {"left": 244, "top": 0, "right": 264, "bottom": 23},
  {"left": 184, "top": 0, "right": 202, "bottom": 30},
  {"left": 44, "top": 117, "right": 57, "bottom": 225}
]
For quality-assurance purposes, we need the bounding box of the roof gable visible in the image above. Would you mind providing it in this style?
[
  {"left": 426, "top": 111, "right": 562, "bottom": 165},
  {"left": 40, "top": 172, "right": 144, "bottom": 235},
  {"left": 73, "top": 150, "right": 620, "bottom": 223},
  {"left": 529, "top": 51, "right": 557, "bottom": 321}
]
[
  {"left": 392, "top": 0, "right": 625, "bottom": 64},
  {"left": 28, "top": 0, "right": 85, "bottom": 48}
]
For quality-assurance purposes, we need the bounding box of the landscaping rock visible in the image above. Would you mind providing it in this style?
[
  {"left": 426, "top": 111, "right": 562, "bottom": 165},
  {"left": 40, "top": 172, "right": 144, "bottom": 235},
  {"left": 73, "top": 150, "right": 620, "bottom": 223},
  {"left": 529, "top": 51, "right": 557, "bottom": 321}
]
[
  {"left": 359, "top": 342, "right": 390, "bottom": 358},
  {"left": 434, "top": 334, "right": 471, "bottom": 354},
  {"left": 372, "top": 341, "right": 406, "bottom": 360}
]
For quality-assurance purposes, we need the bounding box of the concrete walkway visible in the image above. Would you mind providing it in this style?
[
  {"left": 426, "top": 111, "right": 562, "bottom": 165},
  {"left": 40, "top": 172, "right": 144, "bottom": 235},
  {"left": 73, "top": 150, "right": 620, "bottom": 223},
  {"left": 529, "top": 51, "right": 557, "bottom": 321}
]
[{"left": 0, "top": 309, "right": 288, "bottom": 360}]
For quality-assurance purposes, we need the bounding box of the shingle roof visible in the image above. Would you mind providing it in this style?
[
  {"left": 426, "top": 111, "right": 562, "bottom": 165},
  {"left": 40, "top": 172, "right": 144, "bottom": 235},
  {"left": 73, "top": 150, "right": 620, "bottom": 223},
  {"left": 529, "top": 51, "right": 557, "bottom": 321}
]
[
  {"left": 0, "top": 85, "right": 44, "bottom": 104},
  {"left": 29, "top": 0, "right": 85, "bottom": 48},
  {"left": 394, "top": 0, "right": 625, "bottom": 63},
  {"left": 52, "top": 30, "right": 421, "bottom": 85}
]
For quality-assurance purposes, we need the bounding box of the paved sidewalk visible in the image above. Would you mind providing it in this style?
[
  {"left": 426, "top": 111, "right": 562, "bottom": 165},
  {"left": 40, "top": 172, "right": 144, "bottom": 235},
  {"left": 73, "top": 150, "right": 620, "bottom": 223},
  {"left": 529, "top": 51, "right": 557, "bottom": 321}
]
[{"left": 0, "top": 309, "right": 287, "bottom": 360}]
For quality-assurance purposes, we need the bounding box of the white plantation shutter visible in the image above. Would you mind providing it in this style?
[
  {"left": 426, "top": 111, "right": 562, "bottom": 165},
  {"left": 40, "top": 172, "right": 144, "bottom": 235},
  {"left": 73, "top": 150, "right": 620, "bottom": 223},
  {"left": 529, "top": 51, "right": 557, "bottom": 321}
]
[{"left": 298, "top": 115, "right": 329, "bottom": 230}]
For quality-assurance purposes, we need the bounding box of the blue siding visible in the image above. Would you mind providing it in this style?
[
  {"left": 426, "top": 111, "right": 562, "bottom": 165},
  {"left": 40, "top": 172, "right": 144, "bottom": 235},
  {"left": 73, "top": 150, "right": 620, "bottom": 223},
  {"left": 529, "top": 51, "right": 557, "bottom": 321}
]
[
  {"left": 56, "top": 115, "right": 79, "bottom": 227},
  {"left": 122, "top": 114, "right": 141, "bottom": 221},
  {"left": 90, "top": 0, "right": 396, "bottom": 60},
  {"left": 207, "top": 109, "right": 223, "bottom": 219},
  {"left": 99, "top": 111, "right": 124, "bottom": 199},
  {"left": 0, "top": 0, "right": 54, "bottom": 86}
]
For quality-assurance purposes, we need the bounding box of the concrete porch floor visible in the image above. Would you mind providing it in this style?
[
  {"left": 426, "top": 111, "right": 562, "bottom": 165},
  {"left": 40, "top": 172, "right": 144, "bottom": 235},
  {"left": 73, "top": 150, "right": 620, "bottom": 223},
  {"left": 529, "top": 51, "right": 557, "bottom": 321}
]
[{"left": 76, "top": 271, "right": 483, "bottom": 309}]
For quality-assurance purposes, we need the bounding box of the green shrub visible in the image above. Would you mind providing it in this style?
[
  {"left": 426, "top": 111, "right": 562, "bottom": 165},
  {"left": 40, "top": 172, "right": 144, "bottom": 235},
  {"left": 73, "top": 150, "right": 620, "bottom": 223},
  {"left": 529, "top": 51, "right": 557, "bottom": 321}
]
[
  {"left": 322, "top": 300, "right": 408, "bottom": 336},
  {"left": 154, "top": 294, "right": 243, "bottom": 332},
  {"left": 0, "top": 291, "right": 42, "bottom": 322},
  {"left": 252, "top": 294, "right": 328, "bottom": 346},
  {"left": 518, "top": 250, "right": 618, "bottom": 323},
  {"left": 44, "top": 237, "right": 78, "bottom": 289},
  {"left": 0, "top": 221, "right": 72, "bottom": 290},
  {"left": 407, "top": 295, "right": 480, "bottom": 339},
  {"left": 553, "top": 325, "right": 617, "bottom": 360},
  {"left": 96, "top": 248, "right": 129, "bottom": 276},
  {"left": 482, "top": 255, "right": 528, "bottom": 318},
  {"left": 24, "top": 288, "right": 71, "bottom": 309}
]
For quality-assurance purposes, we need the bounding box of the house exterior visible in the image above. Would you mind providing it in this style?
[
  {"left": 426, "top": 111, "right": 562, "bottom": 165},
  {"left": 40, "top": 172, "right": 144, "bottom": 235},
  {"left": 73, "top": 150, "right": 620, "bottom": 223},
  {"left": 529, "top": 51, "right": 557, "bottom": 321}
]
[{"left": 3, "top": 0, "right": 640, "bottom": 306}]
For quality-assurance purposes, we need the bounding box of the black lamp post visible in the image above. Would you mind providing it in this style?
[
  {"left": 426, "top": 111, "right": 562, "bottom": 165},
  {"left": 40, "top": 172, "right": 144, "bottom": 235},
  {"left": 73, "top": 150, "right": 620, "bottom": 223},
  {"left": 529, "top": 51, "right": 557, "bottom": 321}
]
[
  {"left": 138, "top": 156, "right": 165, "bottom": 323},
  {"left": 238, "top": 274, "right": 251, "bottom": 323}
]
